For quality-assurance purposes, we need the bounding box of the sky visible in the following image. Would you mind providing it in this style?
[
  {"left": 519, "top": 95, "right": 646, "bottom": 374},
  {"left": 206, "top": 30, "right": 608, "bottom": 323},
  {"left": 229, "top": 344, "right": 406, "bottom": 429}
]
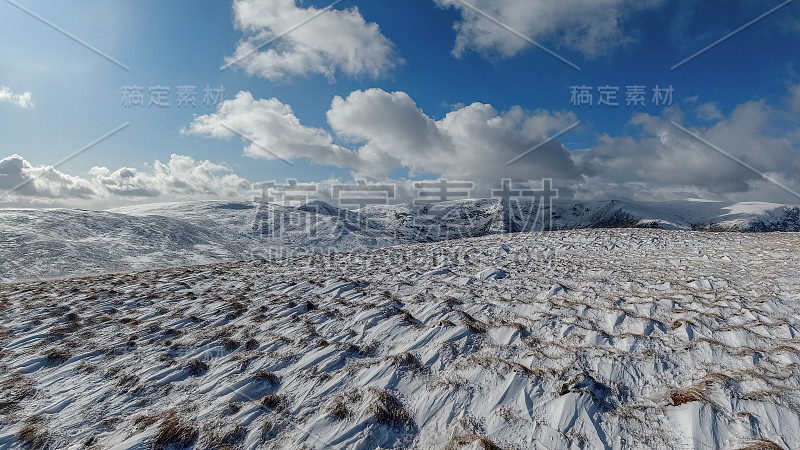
[{"left": 1, "top": 0, "right": 800, "bottom": 208}]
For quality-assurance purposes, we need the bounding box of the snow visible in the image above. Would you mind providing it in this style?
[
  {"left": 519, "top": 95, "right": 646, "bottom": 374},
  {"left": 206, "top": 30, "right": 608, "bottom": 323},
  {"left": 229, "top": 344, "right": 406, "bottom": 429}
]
[
  {"left": 0, "top": 228, "right": 799, "bottom": 448},
  {"left": 1, "top": 198, "right": 799, "bottom": 283}
]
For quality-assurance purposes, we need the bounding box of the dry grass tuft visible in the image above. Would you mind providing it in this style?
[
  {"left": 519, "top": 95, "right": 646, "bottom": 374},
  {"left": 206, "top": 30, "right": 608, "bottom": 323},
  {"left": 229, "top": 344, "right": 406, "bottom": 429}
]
[
  {"left": 199, "top": 423, "right": 247, "bottom": 450},
  {"left": 185, "top": 358, "right": 209, "bottom": 377},
  {"left": 736, "top": 439, "right": 785, "bottom": 450},
  {"left": 260, "top": 394, "right": 287, "bottom": 412},
  {"left": 1, "top": 376, "right": 35, "bottom": 408},
  {"left": 251, "top": 370, "right": 280, "bottom": 385},
  {"left": 456, "top": 354, "right": 542, "bottom": 378},
  {"left": 459, "top": 311, "right": 488, "bottom": 333},
  {"left": 152, "top": 413, "right": 198, "bottom": 449},
  {"left": 221, "top": 337, "right": 240, "bottom": 351},
  {"left": 326, "top": 397, "right": 351, "bottom": 420},
  {"left": 396, "top": 308, "right": 424, "bottom": 328},
  {"left": 17, "top": 415, "right": 49, "bottom": 449},
  {"left": 670, "top": 380, "right": 713, "bottom": 407},
  {"left": 326, "top": 390, "right": 363, "bottom": 421},
  {"left": 367, "top": 387, "right": 414, "bottom": 430},
  {"left": 445, "top": 433, "right": 504, "bottom": 450},
  {"left": 44, "top": 348, "right": 71, "bottom": 366},
  {"left": 116, "top": 373, "right": 140, "bottom": 390},
  {"left": 131, "top": 413, "right": 160, "bottom": 432},
  {"left": 384, "top": 352, "right": 425, "bottom": 374}
]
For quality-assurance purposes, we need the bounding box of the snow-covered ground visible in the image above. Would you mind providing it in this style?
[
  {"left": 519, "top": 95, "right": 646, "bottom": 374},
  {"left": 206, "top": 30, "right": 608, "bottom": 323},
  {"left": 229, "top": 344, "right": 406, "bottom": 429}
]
[
  {"left": 1, "top": 198, "right": 799, "bottom": 282},
  {"left": 1, "top": 229, "right": 799, "bottom": 449}
]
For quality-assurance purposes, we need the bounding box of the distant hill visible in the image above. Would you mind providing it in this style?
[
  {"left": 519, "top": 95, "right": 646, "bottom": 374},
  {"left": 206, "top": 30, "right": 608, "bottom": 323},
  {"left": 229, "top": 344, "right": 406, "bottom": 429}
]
[{"left": 0, "top": 198, "right": 797, "bottom": 281}]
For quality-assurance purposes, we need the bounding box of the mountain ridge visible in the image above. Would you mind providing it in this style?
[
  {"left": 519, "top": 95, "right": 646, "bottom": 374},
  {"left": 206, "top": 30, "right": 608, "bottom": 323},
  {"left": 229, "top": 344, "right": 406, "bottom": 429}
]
[{"left": 1, "top": 198, "right": 798, "bottom": 282}]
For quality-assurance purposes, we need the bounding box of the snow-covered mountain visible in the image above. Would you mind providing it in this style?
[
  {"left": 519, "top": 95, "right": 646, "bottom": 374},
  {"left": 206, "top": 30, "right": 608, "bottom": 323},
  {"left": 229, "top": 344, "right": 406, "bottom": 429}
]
[
  {"left": 1, "top": 229, "right": 798, "bottom": 449},
  {"left": 0, "top": 198, "right": 798, "bottom": 282}
]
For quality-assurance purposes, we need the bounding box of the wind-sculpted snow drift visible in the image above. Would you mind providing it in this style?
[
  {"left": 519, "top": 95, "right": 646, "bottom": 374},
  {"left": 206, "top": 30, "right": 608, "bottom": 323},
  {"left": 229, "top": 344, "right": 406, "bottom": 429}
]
[
  {"left": 0, "top": 229, "right": 799, "bottom": 449},
  {"left": 0, "top": 198, "right": 799, "bottom": 281}
]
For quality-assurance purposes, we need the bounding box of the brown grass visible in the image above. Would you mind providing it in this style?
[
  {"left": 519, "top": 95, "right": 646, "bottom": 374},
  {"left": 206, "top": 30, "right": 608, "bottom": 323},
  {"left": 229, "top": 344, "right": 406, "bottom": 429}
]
[
  {"left": 131, "top": 413, "right": 160, "bottom": 431},
  {"left": 17, "top": 415, "right": 49, "bottom": 449},
  {"left": 389, "top": 352, "right": 424, "bottom": 371},
  {"left": 116, "top": 373, "right": 140, "bottom": 390},
  {"left": 326, "top": 397, "right": 351, "bottom": 420},
  {"left": 670, "top": 380, "right": 713, "bottom": 407},
  {"left": 199, "top": 423, "right": 247, "bottom": 450},
  {"left": 459, "top": 311, "right": 488, "bottom": 333},
  {"left": 44, "top": 348, "right": 71, "bottom": 366},
  {"left": 221, "top": 337, "right": 240, "bottom": 351},
  {"left": 455, "top": 354, "right": 542, "bottom": 378},
  {"left": 152, "top": 413, "right": 198, "bottom": 449},
  {"left": 251, "top": 370, "right": 279, "bottom": 385},
  {"left": 396, "top": 308, "right": 424, "bottom": 328},
  {"left": 244, "top": 339, "right": 259, "bottom": 351},
  {"left": 260, "top": 394, "right": 286, "bottom": 412},
  {"left": 185, "top": 358, "right": 209, "bottom": 377},
  {"left": 736, "top": 439, "right": 784, "bottom": 450},
  {"left": 444, "top": 433, "right": 504, "bottom": 450},
  {"left": 367, "top": 387, "right": 414, "bottom": 430},
  {"left": 2, "top": 376, "right": 35, "bottom": 405},
  {"left": 326, "top": 390, "right": 362, "bottom": 420}
]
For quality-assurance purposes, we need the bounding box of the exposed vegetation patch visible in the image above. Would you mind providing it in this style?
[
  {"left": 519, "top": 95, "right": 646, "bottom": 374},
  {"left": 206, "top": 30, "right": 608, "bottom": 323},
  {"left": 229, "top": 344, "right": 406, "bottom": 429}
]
[{"left": 152, "top": 413, "right": 198, "bottom": 450}]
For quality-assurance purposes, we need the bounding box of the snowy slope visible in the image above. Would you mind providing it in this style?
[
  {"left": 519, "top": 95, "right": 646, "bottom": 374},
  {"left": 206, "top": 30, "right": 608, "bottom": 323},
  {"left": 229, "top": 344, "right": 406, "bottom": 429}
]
[
  {"left": 0, "top": 229, "right": 799, "bottom": 449},
  {"left": 0, "top": 199, "right": 798, "bottom": 282}
]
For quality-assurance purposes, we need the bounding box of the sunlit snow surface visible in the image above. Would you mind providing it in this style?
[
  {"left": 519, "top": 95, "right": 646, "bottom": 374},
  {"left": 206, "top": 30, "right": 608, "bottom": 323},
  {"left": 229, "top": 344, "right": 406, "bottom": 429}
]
[
  {"left": 0, "top": 229, "right": 799, "bottom": 449},
  {"left": 1, "top": 199, "right": 799, "bottom": 282}
]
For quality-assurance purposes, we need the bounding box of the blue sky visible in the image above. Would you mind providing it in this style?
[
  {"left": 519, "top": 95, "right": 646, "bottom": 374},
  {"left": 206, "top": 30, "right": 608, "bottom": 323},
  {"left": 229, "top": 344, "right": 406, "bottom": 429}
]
[{"left": 1, "top": 0, "right": 799, "bottom": 207}]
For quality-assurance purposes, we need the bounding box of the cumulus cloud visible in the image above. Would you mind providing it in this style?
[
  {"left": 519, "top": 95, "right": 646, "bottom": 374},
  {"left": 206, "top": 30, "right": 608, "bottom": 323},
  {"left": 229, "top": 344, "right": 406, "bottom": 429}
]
[
  {"left": 0, "top": 86, "right": 34, "bottom": 109},
  {"left": 225, "top": 0, "right": 401, "bottom": 81},
  {"left": 695, "top": 102, "right": 724, "bottom": 121},
  {"left": 328, "top": 89, "right": 581, "bottom": 182},
  {"left": 573, "top": 101, "right": 800, "bottom": 202},
  {"left": 434, "top": 0, "right": 664, "bottom": 59},
  {"left": 0, "top": 155, "right": 94, "bottom": 200},
  {"left": 789, "top": 83, "right": 800, "bottom": 111},
  {"left": 188, "top": 88, "right": 800, "bottom": 204},
  {"left": 183, "top": 91, "right": 361, "bottom": 168},
  {"left": 0, "top": 154, "right": 252, "bottom": 208},
  {"left": 92, "top": 154, "right": 252, "bottom": 199},
  {"left": 187, "top": 89, "right": 582, "bottom": 184}
]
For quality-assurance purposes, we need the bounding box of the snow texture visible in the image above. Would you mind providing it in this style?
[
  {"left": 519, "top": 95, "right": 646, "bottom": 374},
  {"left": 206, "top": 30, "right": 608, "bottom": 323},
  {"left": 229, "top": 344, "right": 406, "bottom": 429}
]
[
  {"left": 0, "top": 228, "right": 799, "bottom": 449},
  {"left": 1, "top": 198, "right": 799, "bottom": 282}
]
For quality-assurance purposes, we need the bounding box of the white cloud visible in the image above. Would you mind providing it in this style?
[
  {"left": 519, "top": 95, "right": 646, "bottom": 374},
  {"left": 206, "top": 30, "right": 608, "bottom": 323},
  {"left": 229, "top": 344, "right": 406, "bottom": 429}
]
[
  {"left": 191, "top": 88, "right": 800, "bottom": 203},
  {"left": 183, "top": 91, "right": 362, "bottom": 168},
  {"left": 695, "top": 102, "right": 724, "bottom": 121},
  {"left": 328, "top": 89, "right": 581, "bottom": 182},
  {"left": 0, "top": 154, "right": 252, "bottom": 208},
  {"left": 434, "top": 0, "right": 664, "bottom": 59},
  {"left": 92, "top": 154, "right": 252, "bottom": 199},
  {"left": 0, "top": 155, "right": 94, "bottom": 201},
  {"left": 574, "top": 101, "right": 800, "bottom": 201},
  {"left": 225, "top": 0, "right": 401, "bottom": 81},
  {"left": 789, "top": 83, "right": 800, "bottom": 111},
  {"left": 187, "top": 89, "right": 582, "bottom": 184},
  {"left": 0, "top": 86, "right": 34, "bottom": 109}
]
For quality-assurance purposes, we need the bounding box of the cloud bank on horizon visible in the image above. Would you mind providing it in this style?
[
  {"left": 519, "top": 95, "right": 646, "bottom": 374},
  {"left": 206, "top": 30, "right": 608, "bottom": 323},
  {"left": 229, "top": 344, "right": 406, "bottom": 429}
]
[
  {"left": 4, "top": 84, "right": 798, "bottom": 208},
  {"left": 182, "top": 86, "right": 800, "bottom": 203},
  {"left": 0, "top": 154, "right": 252, "bottom": 209}
]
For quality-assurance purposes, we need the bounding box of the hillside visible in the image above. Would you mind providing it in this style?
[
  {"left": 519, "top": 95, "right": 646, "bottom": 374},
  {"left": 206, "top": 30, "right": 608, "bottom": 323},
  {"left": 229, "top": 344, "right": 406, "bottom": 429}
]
[
  {"left": 0, "top": 229, "right": 798, "bottom": 448},
  {"left": 0, "top": 199, "right": 798, "bottom": 282}
]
